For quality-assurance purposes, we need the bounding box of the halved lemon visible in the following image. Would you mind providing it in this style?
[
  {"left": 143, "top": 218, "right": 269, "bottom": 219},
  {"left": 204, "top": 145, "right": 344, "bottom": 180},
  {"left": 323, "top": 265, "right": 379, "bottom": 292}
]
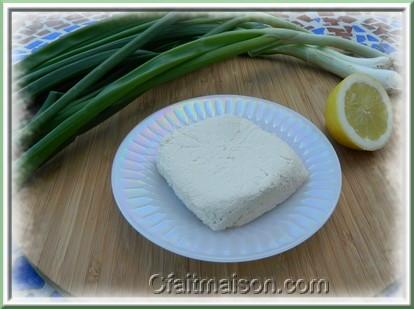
[{"left": 325, "top": 73, "right": 393, "bottom": 151}]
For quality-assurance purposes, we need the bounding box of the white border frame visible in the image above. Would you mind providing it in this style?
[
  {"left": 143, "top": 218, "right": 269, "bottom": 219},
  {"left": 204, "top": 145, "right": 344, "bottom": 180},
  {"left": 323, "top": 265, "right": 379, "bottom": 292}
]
[{"left": 3, "top": 2, "right": 411, "bottom": 306}]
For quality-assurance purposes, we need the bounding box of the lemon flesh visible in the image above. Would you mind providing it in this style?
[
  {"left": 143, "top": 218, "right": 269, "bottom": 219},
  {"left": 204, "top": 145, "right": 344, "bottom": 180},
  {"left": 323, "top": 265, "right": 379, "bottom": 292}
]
[
  {"left": 344, "top": 82, "right": 388, "bottom": 140},
  {"left": 325, "top": 73, "right": 392, "bottom": 151}
]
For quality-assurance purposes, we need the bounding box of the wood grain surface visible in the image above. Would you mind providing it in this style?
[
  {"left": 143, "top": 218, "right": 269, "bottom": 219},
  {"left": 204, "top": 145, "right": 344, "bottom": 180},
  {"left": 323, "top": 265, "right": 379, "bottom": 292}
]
[{"left": 14, "top": 55, "right": 404, "bottom": 297}]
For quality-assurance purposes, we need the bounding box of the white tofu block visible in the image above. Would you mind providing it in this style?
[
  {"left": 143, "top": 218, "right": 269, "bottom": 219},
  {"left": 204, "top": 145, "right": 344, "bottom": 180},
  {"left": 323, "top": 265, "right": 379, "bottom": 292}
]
[{"left": 156, "top": 115, "right": 308, "bottom": 231}]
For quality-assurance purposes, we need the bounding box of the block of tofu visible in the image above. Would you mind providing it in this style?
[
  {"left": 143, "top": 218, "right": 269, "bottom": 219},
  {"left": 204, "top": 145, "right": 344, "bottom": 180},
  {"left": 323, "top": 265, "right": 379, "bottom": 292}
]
[{"left": 156, "top": 115, "right": 308, "bottom": 231}]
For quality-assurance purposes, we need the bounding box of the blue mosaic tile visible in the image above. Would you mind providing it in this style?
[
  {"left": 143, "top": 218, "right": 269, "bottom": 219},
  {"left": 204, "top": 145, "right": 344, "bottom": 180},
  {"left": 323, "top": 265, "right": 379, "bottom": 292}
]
[
  {"left": 367, "top": 34, "right": 379, "bottom": 42},
  {"left": 31, "top": 44, "right": 47, "bottom": 53},
  {"left": 64, "top": 24, "right": 80, "bottom": 32},
  {"left": 371, "top": 43, "right": 396, "bottom": 54},
  {"left": 42, "top": 32, "right": 62, "bottom": 40},
  {"left": 25, "top": 40, "right": 44, "bottom": 50},
  {"left": 371, "top": 43, "right": 381, "bottom": 50},
  {"left": 12, "top": 256, "right": 45, "bottom": 290},
  {"left": 312, "top": 27, "right": 325, "bottom": 35},
  {"left": 379, "top": 43, "right": 396, "bottom": 54},
  {"left": 352, "top": 25, "right": 366, "bottom": 33},
  {"left": 356, "top": 34, "right": 366, "bottom": 43}
]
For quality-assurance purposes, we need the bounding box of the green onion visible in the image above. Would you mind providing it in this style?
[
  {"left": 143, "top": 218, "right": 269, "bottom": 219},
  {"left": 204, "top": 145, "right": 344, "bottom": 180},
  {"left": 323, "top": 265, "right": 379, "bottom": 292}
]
[
  {"left": 318, "top": 47, "right": 393, "bottom": 69},
  {"left": 36, "top": 20, "right": 158, "bottom": 69},
  {"left": 15, "top": 21, "right": 225, "bottom": 98},
  {"left": 16, "top": 33, "right": 275, "bottom": 185},
  {"left": 19, "top": 49, "right": 157, "bottom": 99},
  {"left": 265, "top": 44, "right": 400, "bottom": 90},
  {"left": 18, "top": 12, "right": 180, "bottom": 149},
  {"left": 15, "top": 13, "right": 161, "bottom": 73},
  {"left": 16, "top": 37, "right": 133, "bottom": 89},
  {"left": 15, "top": 13, "right": 400, "bottom": 186},
  {"left": 37, "top": 91, "right": 63, "bottom": 114},
  {"left": 204, "top": 12, "right": 309, "bottom": 36}
]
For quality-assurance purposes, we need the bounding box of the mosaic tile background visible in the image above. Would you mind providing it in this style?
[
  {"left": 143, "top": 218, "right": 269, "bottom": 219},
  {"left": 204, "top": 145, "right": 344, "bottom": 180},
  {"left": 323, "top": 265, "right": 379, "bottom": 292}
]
[
  {"left": 11, "top": 11, "right": 402, "bottom": 298},
  {"left": 12, "top": 11, "right": 402, "bottom": 64},
  {"left": 12, "top": 246, "right": 63, "bottom": 297}
]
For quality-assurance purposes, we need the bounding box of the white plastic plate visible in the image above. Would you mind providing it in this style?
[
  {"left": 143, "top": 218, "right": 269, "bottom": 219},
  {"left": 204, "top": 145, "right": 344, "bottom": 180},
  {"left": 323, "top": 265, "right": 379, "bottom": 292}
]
[{"left": 111, "top": 95, "right": 342, "bottom": 262}]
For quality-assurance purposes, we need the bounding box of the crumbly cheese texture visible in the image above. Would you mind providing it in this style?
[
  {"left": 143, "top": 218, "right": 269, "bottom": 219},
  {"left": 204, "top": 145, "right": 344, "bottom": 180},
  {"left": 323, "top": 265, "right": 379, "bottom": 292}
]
[{"left": 156, "top": 115, "right": 308, "bottom": 231}]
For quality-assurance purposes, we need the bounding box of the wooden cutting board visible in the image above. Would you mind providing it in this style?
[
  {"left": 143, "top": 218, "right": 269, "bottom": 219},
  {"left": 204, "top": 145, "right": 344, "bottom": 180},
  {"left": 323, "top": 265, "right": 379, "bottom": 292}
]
[{"left": 15, "top": 55, "right": 402, "bottom": 297}]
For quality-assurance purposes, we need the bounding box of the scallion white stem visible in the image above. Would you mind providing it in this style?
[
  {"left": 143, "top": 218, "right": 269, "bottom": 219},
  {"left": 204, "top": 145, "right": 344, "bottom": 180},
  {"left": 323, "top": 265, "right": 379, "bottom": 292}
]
[
  {"left": 267, "top": 44, "right": 401, "bottom": 91},
  {"left": 320, "top": 47, "right": 393, "bottom": 69}
]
